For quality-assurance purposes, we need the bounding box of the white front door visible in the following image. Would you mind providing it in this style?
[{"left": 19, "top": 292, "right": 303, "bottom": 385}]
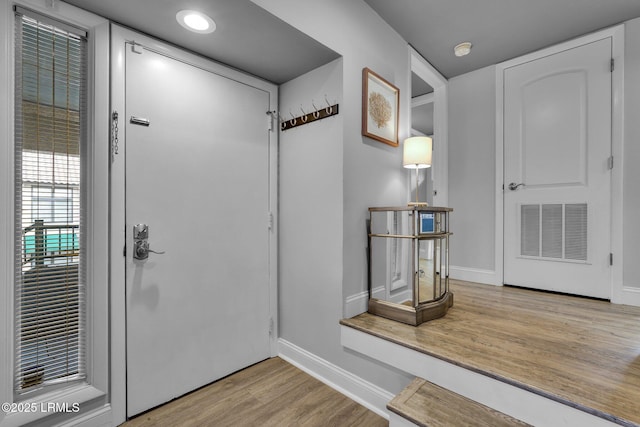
[
  {"left": 503, "top": 38, "right": 612, "bottom": 299},
  {"left": 124, "top": 45, "right": 272, "bottom": 417}
]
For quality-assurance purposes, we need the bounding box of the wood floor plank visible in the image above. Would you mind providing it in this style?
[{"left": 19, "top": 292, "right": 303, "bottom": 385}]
[
  {"left": 122, "top": 357, "right": 387, "bottom": 427},
  {"left": 388, "top": 378, "right": 530, "bottom": 427},
  {"left": 341, "top": 280, "right": 640, "bottom": 426}
]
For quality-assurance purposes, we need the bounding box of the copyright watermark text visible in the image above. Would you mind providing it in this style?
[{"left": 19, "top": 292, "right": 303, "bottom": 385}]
[{"left": 2, "top": 402, "right": 80, "bottom": 414}]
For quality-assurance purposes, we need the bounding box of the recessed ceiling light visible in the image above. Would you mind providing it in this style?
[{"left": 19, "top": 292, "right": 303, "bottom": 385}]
[
  {"left": 176, "top": 10, "right": 216, "bottom": 34},
  {"left": 454, "top": 42, "right": 472, "bottom": 57}
]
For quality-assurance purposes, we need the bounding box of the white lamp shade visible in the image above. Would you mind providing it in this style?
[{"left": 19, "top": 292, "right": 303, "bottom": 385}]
[{"left": 403, "top": 136, "right": 432, "bottom": 169}]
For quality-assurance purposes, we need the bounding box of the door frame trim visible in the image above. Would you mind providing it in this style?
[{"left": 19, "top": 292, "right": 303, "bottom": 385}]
[
  {"left": 410, "top": 46, "right": 449, "bottom": 207},
  {"left": 110, "top": 24, "right": 279, "bottom": 425},
  {"left": 495, "top": 25, "right": 624, "bottom": 301}
]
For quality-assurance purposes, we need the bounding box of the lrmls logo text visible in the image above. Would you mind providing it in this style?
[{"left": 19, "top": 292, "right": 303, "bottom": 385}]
[{"left": 43, "top": 402, "right": 80, "bottom": 413}]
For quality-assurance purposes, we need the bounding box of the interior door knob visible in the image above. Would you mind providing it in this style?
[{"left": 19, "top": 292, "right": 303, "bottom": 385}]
[{"left": 508, "top": 182, "right": 525, "bottom": 191}]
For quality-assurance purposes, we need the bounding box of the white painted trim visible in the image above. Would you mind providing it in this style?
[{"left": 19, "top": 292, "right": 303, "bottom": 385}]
[
  {"left": 409, "top": 46, "right": 448, "bottom": 207},
  {"left": 341, "top": 325, "right": 620, "bottom": 427},
  {"left": 610, "top": 25, "right": 626, "bottom": 305},
  {"left": 344, "top": 290, "right": 369, "bottom": 318},
  {"left": 278, "top": 339, "right": 393, "bottom": 420},
  {"left": 0, "top": 0, "right": 15, "bottom": 415},
  {"left": 59, "top": 405, "right": 112, "bottom": 427},
  {"left": 449, "top": 266, "right": 500, "bottom": 286},
  {"left": 494, "top": 65, "right": 505, "bottom": 288},
  {"left": 389, "top": 288, "right": 412, "bottom": 305},
  {"left": 268, "top": 78, "right": 279, "bottom": 359},
  {"left": 617, "top": 287, "right": 640, "bottom": 307},
  {"left": 1, "top": 1, "right": 111, "bottom": 426},
  {"left": 109, "top": 24, "right": 127, "bottom": 427},
  {"left": 495, "top": 25, "right": 625, "bottom": 303},
  {"left": 85, "top": 15, "right": 111, "bottom": 417},
  {"left": 371, "top": 285, "right": 386, "bottom": 300},
  {"left": 1, "top": 385, "right": 106, "bottom": 427},
  {"left": 389, "top": 412, "right": 419, "bottom": 427},
  {"left": 411, "top": 92, "right": 434, "bottom": 107}
]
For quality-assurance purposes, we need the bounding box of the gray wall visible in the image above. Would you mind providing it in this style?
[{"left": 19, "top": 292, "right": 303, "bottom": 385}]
[
  {"left": 448, "top": 65, "right": 497, "bottom": 272},
  {"left": 448, "top": 20, "right": 640, "bottom": 294},
  {"left": 624, "top": 18, "right": 640, "bottom": 289},
  {"left": 279, "top": 58, "right": 345, "bottom": 359},
  {"left": 262, "top": 0, "right": 640, "bottom": 402},
  {"left": 271, "top": 0, "right": 414, "bottom": 396}
]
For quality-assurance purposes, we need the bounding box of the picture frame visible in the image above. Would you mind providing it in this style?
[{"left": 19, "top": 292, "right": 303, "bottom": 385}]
[{"left": 362, "top": 67, "right": 399, "bottom": 147}]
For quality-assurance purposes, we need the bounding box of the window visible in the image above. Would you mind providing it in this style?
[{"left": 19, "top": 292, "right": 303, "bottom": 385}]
[{"left": 14, "top": 8, "right": 87, "bottom": 394}]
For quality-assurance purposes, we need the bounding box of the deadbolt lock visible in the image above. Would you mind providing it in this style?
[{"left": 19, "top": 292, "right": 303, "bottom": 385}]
[{"left": 132, "top": 224, "right": 165, "bottom": 260}]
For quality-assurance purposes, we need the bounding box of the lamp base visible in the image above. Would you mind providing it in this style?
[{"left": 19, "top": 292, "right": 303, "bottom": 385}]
[{"left": 408, "top": 201, "right": 429, "bottom": 207}]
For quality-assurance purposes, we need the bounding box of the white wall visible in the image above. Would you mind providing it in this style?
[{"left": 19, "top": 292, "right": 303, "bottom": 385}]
[
  {"left": 623, "top": 17, "right": 640, "bottom": 289},
  {"left": 257, "top": 0, "right": 414, "bottom": 401},
  {"left": 448, "top": 66, "right": 497, "bottom": 274}
]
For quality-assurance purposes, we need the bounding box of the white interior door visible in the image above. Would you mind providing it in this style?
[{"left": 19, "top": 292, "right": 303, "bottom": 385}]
[
  {"left": 125, "top": 45, "right": 272, "bottom": 417},
  {"left": 503, "top": 38, "right": 612, "bottom": 299}
]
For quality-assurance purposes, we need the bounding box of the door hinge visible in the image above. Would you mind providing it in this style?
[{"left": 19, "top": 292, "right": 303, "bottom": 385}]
[
  {"left": 269, "top": 317, "right": 274, "bottom": 336},
  {"left": 611, "top": 58, "right": 615, "bottom": 72},
  {"left": 608, "top": 156, "right": 614, "bottom": 170},
  {"left": 267, "top": 211, "right": 274, "bottom": 230},
  {"left": 610, "top": 253, "right": 613, "bottom": 266}
]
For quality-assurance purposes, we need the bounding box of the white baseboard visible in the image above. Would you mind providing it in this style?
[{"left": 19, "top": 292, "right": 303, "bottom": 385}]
[
  {"left": 344, "top": 290, "right": 369, "bottom": 318},
  {"left": 371, "top": 286, "right": 385, "bottom": 300},
  {"left": 389, "top": 288, "right": 411, "bottom": 305},
  {"left": 59, "top": 406, "right": 112, "bottom": 427},
  {"left": 389, "top": 411, "right": 419, "bottom": 427},
  {"left": 612, "top": 286, "right": 640, "bottom": 307},
  {"left": 344, "top": 267, "right": 500, "bottom": 319},
  {"left": 278, "top": 338, "right": 393, "bottom": 419},
  {"left": 450, "top": 265, "right": 500, "bottom": 286}
]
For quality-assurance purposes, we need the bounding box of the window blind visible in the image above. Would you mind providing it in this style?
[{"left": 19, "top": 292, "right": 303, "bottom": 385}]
[{"left": 14, "top": 9, "right": 87, "bottom": 393}]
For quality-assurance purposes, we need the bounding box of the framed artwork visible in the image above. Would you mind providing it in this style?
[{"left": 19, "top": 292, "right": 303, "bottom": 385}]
[{"left": 362, "top": 67, "right": 399, "bottom": 147}]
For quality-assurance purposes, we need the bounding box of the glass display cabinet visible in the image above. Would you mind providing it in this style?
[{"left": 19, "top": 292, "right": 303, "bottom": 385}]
[{"left": 367, "top": 206, "right": 453, "bottom": 326}]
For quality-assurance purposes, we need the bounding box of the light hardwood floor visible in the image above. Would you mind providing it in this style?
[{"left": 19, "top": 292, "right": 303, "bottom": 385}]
[
  {"left": 121, "top": 357, "right": 387, "bottom": 427},
  {"left": 342, "top": 279, "right": 640, "bottom": 426}
]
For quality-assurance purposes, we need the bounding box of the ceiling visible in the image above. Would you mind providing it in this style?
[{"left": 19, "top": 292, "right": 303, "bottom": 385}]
[
  {"left": 61, "top": 0, "right": 640, "bottom": 136},
  {"left": 364, "top": 0, "right": 640, "bottom": 79},
  {"left": 62, "top": 0, "right": 339, "bottom": 84},
  {"left": 62, "top": 0, "right": 640, "bottom": 84}
]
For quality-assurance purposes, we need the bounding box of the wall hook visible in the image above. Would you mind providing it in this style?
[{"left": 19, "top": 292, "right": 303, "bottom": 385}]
[
  {"left": 324, "top": 95, "right": 333, "bottom": 114},
  {"left": 280, "top": 98, "right": 339, "bottom": 131},
  {"left": 312, "top": 100, "right": 320, "bottom": 119}
]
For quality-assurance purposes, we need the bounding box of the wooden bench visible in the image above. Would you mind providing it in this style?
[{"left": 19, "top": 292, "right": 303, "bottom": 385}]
[{"left": 388, "top": 378, "right": 530, "bottom": 427}]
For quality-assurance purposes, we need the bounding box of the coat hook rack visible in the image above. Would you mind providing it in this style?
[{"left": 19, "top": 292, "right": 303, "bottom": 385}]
[{"left": 280, "top": 99, "right": 339, "bottom": 131}]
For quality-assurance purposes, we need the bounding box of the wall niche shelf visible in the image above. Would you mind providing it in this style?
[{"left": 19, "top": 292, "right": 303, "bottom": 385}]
[{"left": 367, "top": 206, "right": 453, "bottom": 326}]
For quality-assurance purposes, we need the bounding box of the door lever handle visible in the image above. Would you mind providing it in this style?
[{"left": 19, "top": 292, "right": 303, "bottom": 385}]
[
  {"left": 132, "top": 224, "right": 165, "bottom": 260},
  {"left": 508, "top": 182, "right": 525, "bottom": 191},
  {"left": 134, "top": 240, "right": 165, "bottom": 260}
]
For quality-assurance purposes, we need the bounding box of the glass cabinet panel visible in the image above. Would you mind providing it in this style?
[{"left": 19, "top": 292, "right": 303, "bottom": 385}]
[{"left": 368, "top": 206, "right": 453, "bottom": 326}]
